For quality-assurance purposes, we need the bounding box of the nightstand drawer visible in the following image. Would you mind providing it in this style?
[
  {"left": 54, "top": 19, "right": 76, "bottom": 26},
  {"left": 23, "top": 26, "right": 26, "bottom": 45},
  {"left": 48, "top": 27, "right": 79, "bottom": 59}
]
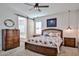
[
  {"left": 64, "top": 37, "right": 76, "bottom": 47},
  {"left": 64, "top": 39, "right": 75, "bottom": 42}
]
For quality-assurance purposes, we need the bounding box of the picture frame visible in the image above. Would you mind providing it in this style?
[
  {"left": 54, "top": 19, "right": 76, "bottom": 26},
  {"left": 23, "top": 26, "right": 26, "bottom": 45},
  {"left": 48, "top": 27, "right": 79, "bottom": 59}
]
[
  {"left": 47, "top": 18, "right": 57, "bottom": 27},
  {"left": 4, "top": 19, "right": 15, "bottom": 27}
]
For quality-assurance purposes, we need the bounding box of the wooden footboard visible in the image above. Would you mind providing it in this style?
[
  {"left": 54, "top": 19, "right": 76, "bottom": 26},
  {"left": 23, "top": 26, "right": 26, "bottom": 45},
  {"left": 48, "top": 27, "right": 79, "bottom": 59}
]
[{"left": 25, "top": 42, "right": 58, "bottom": 56}]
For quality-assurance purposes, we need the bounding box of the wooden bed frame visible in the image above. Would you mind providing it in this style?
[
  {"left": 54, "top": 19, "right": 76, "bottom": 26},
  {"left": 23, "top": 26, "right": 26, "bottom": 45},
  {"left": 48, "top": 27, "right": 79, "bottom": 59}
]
[{"left": 25, "top": 29, "right": 63, "bottom": 56}]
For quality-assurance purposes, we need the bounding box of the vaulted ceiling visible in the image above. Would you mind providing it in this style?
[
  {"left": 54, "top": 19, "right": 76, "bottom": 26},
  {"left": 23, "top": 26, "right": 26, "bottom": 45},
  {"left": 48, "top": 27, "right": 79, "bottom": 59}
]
[{"left": 3, "top": 3, "right": 79, "bottom": 18}]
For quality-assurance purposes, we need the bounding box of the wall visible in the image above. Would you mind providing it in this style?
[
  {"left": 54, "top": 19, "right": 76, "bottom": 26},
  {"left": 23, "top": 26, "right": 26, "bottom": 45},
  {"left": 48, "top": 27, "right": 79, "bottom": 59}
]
[
  {"left": 35, "top": 10, "right": 79, "bottom": 46},
  {"left": 0, "top": 4, "right": 34, "bottom": 50},
  {"left": 0, "top": 4, "right": 19, "bottom": 49},
  {"left": 77, "top": 11, "right": 79, "bottom": 44}
]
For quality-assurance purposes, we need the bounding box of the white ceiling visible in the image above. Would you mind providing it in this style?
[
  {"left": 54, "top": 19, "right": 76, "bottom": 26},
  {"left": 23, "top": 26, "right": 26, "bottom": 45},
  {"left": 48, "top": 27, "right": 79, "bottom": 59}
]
[{"left": 4, "top": 3, "right": 79, "bottom": 18}]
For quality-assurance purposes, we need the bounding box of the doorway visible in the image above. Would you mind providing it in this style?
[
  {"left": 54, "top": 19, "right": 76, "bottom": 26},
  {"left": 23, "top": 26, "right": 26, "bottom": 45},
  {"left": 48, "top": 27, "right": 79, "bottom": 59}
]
[{"left": 18, "top": 16, "right": 27, "bottom": 41}]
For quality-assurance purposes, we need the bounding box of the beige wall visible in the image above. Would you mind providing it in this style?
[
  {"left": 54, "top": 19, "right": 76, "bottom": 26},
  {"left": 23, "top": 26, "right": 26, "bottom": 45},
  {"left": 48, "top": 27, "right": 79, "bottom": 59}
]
[
  {"left": 35, "top": 10, "right": 79, "bottom": 46},
  {"left": 0, "top": 4, "right": 19, "bottom": 49},
  {"left": 0, "top": 4, "right": 35, "bottom": 49}
]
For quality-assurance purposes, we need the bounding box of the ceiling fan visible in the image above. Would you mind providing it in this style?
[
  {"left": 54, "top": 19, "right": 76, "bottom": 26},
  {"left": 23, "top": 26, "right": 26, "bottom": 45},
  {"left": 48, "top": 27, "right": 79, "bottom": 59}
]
[{"left": 24, "top": 3, "right": 49, "bottom": 12}]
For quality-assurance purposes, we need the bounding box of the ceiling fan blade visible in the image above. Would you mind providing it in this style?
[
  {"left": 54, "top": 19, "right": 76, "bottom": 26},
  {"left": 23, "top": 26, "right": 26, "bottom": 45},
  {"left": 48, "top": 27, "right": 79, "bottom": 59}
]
[
  {"left": 24, "top": 3, "right": 34, "bottom": 6},
  {"left": 38, "top": 6, "right": 49, "bottom": 8}
]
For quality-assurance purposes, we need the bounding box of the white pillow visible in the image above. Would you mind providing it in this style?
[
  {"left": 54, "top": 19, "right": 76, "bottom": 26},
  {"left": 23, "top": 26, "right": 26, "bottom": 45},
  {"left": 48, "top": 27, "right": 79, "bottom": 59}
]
[
  {"left": 43, "top": 32, "right": 49, "bottom": 36},
  {"left": 48, "top": 33, "right": 56, "bottom": 37},
  {"left": 55, "top": 33, "right": 60, "bottom": 37},
  {"left": 48, "top": 32, "right": 60, "bottom": 37}
]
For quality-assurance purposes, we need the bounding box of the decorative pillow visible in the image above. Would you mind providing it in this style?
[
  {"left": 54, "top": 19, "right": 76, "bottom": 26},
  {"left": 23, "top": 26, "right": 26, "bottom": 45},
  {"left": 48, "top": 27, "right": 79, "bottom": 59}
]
[
  {"left": 48, "top": 33, "right": 56, "bottom": 37},
  {"left": 48, "top": 32, "right": 60, "bottom": 37},
  {"left": 43, "top": 32, "right": 49, "bottom": 36},
  {"left": 55, "top": 33, "right": 60, "bottom": 37}
]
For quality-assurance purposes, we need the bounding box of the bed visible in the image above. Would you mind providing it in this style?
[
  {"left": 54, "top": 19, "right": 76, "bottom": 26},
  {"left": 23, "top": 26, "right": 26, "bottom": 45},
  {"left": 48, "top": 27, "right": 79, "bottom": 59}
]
[{"left": 25, "top": 29, "right": 63, "bottom": 56}]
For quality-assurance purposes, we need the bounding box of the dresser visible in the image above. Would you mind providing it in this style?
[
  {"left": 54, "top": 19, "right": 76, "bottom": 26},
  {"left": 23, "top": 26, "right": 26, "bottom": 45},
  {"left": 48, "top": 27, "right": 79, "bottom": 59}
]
[
  {"left": 64, "top": 37, "right": 76, "bottom": 47},
  {"left": 2, "top": 29, "right": 20, "bottom": 51}
]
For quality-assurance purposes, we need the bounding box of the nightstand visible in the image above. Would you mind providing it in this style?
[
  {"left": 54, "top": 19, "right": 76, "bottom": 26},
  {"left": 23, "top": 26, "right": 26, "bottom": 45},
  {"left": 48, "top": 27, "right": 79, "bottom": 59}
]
[{"left": 64, "top": 37, "right": 76, "bottom": 47}]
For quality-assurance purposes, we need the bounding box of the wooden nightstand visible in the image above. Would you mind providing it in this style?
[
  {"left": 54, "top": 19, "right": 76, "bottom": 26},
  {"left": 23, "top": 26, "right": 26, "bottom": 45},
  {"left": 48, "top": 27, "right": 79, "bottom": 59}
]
[{"left": 64, "top": 37, "right": 76, "bottom": 47}]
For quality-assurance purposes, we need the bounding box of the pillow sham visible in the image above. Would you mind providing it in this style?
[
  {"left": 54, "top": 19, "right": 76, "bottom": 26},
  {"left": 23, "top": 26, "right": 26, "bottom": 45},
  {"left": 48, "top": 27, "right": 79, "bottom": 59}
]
[
  {"left": 43, "top": 32, "right": 49, "bottom": 36},
  {"left": 55, "top": 33, "right": 60, "bottom": 37},
  {"left": 48, "top": 33, "right": 55, "bottom": 37},
  {"left": 48, "top": 32, "right": 60, "bottom": 37}
]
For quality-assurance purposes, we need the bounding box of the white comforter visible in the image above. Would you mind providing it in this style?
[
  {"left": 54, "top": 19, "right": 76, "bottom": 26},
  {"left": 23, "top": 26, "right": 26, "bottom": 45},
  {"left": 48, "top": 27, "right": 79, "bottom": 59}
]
[{"left": 27, "top": 36, "right": 63, "bottom": 53}]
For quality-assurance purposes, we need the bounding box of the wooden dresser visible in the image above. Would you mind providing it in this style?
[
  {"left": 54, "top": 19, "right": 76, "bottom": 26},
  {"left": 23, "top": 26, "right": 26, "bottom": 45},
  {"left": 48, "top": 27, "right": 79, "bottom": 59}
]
[
  {"left": 64, "top": 37, "right": 76, "bottom": 47},
  {"left": 2, "top": 29, "right": 20, "bottom": 51}
]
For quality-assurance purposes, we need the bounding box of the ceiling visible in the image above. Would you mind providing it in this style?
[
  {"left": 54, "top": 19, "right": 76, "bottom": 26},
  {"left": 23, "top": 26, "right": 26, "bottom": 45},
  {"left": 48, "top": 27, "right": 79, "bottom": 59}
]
[{"left": 4, "top": 3, "right": 79, "bottom": 18}]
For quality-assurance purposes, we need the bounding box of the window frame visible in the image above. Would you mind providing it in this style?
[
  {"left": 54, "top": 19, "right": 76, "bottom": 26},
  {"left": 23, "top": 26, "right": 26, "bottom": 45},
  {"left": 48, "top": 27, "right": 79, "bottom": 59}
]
[{"left": 35, "top": 21, "right": 42, "bottom": 34}]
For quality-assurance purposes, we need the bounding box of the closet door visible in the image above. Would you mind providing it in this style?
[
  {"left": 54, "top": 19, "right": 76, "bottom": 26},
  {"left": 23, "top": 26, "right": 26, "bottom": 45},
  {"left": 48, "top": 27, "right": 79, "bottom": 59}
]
[{"left": 13, "top": 30, "right": 20, "bottom": 48}]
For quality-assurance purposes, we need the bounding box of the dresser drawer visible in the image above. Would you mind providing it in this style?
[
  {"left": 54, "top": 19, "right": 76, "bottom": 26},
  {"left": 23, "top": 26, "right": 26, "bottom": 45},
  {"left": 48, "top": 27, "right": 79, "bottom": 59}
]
[{"left": 64, "top": 39, "right": 75, "bottom": 43}]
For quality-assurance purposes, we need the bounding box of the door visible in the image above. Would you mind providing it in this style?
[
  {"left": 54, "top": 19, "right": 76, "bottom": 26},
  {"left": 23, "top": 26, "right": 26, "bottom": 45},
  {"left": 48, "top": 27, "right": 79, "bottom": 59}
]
[{"left": 18, "top": 16, "right": 27, "bottom": 41}]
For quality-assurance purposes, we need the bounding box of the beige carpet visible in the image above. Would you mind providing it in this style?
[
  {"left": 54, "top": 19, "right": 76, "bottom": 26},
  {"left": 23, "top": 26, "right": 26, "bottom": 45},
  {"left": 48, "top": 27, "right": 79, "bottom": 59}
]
[{"left": 0, "top": 41, "right": 79, "bottom": 56}]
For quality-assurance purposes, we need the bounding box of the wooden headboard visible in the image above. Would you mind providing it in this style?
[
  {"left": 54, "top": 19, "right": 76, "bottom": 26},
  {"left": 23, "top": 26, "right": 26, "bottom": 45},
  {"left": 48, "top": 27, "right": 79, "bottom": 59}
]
[{"left": 42, "top": 29, "right": 63, "bottom": 38}]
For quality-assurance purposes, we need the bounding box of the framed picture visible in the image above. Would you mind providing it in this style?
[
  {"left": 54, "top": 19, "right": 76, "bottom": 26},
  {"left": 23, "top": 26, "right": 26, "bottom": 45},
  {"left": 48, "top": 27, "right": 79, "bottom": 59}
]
[
  {"left": 47, "top": 18, "right": 57, "bottom": 27},
  {"left": 4, "top": 19, "right": 15, "bottom": 27}
]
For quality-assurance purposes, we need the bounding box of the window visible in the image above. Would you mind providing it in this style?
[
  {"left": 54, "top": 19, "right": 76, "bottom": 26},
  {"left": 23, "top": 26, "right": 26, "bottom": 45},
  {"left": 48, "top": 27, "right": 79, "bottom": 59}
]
[
  {"left": 18, "top": 16, "right": 27, "bottom": 39},
  {"left": 36, "top": 21, "right": 42, "bottom": 34}
]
